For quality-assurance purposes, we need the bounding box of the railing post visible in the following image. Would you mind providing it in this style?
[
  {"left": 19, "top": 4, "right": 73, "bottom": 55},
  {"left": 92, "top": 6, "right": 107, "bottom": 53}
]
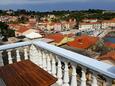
[
  {"left": 16, "top": 48, "right": 21, "bottom": 62},
  {"left": 81, "top": 67, "right": 86, "bottom": 86},
  {"left": 91, "top": 72, "right": 98, "bottom": 86},
  {"left": 63, "top": 62, "right": 69, "bottom": 86},
  {"left": 24, "top": 47, "right": 28, "bottom": 60},
  {"left": 104, "top": 77, "right": 112, "bottom": 86},
  {"left": 7, "top": 50, "right": 13, "bottom": 64},
  {"left": 42, "top": 51, "right": 47, "bottom": 71},
  {"left": 38, "top": 49, "right": 43, "bottom": 68},
  {"left": 51, "top": 54, "right": 56, "bottom": 77},
  {"left": 46, "top": 52, "right": 51, "bottom": 73},
  {"left": 56, "top": 57, "right": 63, "bottom": 85},
  {"left": 71, "top": 65, "right": 77, "bottom": 86},
  {"left": 0, "top": 51, "right": 3, "bottom": 66}
]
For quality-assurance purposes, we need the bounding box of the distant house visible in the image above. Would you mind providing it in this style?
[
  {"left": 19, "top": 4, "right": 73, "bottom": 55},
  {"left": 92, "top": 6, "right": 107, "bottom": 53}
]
[
  {"left": 79, "top": 18, "right": 115, "bottom": 30},
  {"left": 62, "top": 19, "right": 76, "bottom": 30},
  {"left": 14, "top": 25, "right": 42, "bottom": 39},
  {"left": 67, "top": 35, "right": 98, "bottom": 49},
  {"left": 46, "top": 22, "right": 55, "bottom": 31},
  {"left": 9, "top": 21, "right": 37, "bottom": 37},
  {"left": 62, "top": 21, "right": 70, "bottom": 30},
  {"left": 79, "top": 22, "right": 101, "bottom": 31},
  {"left": 102, "top": 18, "right": 115, "bottom": 28},
  {"left": 45, "top": 22, "right": 62, "bottom": 32},
  {"left": 54, "top": 23, "right": 62, "bottom": 31}
]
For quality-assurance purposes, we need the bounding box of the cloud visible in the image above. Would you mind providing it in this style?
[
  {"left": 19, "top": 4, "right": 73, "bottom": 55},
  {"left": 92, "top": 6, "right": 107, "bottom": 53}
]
[{"left": 0, "top": 0, "right": 91, "bottom": 5}]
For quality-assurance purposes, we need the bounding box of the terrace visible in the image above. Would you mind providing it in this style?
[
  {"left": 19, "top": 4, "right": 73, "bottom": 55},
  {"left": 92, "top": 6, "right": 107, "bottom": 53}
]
[{"left": 0, "top": 41, "right": 115, "bottom": 86}]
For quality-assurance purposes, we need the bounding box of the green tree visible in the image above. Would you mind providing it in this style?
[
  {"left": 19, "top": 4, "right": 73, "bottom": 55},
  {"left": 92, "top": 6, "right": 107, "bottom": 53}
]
[
  {"left": 0, "top": 22, "right": 15, "bottom": 41},
  {"left": 70, "top": 13, "right": 85, "bottom": 29},
  {"left": 18, "top": 16, "right": 29, "bottom": 24}
]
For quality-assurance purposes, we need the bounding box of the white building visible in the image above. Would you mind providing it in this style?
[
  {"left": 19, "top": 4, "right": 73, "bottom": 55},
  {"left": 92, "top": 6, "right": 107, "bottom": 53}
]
[
  {"left": 79, "top": 22, "right": 101, "bottom": 31},
  {"left": 79, "top": 18, "right": 115, "bottom": 30}
]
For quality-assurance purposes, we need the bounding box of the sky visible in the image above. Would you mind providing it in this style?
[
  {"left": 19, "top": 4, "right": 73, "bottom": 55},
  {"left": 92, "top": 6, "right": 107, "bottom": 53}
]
[{"left": 0, "top": 0, "right": 115, "bottom": 11}]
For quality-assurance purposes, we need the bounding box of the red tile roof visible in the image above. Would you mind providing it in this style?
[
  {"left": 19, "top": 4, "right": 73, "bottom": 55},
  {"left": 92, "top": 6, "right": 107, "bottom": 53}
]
[
  {"left": 103, "top": 18, "right": 115, "bottom": 23},
  {"left": 16, "top": 26, "right": 29, "bottom": 33},
  {"left": 104, "top": 42, "right": 115, "bottom": 48},
  {"left": 67, "top": 35, "right": 98, "bottom": 49},
  {"left": 98, "top": 51, "right": 115, "bottom": 61},
  {"left": 45, "top": 33, "right": 65, "bottom": 43}
]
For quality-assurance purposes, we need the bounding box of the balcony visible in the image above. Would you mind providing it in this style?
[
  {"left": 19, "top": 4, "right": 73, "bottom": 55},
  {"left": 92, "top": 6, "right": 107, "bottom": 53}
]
[{"left": 0, "top": 41, "right": 115, "bottom": 86}]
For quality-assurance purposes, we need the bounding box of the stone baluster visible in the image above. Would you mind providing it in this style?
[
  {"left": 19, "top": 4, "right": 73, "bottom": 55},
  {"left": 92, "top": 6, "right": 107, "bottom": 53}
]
[
  {"left": 103, "top": 77, "right": 112, "bottom": 86},
  {"left": 56, "top": 57, "right": 63, "bottom": 85},
  {"left": 29, "top": 45, "right": 35, "bottom": 59},
  {"left": 24, "top": 47, "right": 28, "bottom": 60},
  {"left": 16, "top": 48, "right": 21, "bottom": 62},
  {"left": 42, "top": 51, "right": 47, "bottom": 71},
  {"left": 51, "top": 54, "right": 56, "bottom": 77},
  {"left": 81, "top": 67, "right": 87, "bottom": 86},
  {"left": 91, "top": 72, "right": 98, "bottom": 86},
  {"left": 46, "top": 52, "right": 51, "bottom": 73},
  {"left": 71, "top": 65, "right": 77, "bottom": 86},
  {"left": 29, "top": 45, "right": 39, "bottom": 65},
  {"left": 38, "top": 49, "right": 43, "bottom": 68},
  {"left": 7, "top": 50, "right": 13, "bottom": 64},
  {"left": 0, "top": 51, "right": 3, "bottom": 66},
  {"left": 63, "top": 62, "right": 69, "bottom": 86}
]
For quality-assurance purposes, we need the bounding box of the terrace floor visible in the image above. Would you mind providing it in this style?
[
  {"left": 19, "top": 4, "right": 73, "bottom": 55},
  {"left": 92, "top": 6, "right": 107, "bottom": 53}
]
[{"left": 0, "top": 60, "right": 57, "bottom": 86}]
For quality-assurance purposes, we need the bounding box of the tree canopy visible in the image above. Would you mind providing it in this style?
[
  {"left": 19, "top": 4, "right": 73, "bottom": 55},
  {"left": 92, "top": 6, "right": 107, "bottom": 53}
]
[{"left": 0, "top": 22, "right": 15, "bottom": 41}]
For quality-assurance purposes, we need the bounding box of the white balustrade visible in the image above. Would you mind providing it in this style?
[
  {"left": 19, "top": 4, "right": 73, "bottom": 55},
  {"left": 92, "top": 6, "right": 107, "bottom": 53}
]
[
  {"left": 0, "top": 41, "right": 114, "bottom": 86},
  {"left": 0, "top": 51, "right": 3, "bottom": 66},
  {"left": 71, "top": 65, "right": 77, "bottom": 86},
  {"left": 7, "top": 50, "right": 13, "bottom": 64}
]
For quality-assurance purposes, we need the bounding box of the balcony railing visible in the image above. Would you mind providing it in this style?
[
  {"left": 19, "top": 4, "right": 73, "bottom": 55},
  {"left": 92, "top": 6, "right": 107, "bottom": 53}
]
[{"left": 0, "top": 41, "right": 115, "bottom": 86}]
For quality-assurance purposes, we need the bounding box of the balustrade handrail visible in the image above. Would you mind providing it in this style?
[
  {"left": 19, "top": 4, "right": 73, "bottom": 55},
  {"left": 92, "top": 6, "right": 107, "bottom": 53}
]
[
  {"left": 34, "top": 41, "right": 115, "bottom": 79},
  {"left": 0, "top": 42, "right": 32, "bottom": 51}
]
